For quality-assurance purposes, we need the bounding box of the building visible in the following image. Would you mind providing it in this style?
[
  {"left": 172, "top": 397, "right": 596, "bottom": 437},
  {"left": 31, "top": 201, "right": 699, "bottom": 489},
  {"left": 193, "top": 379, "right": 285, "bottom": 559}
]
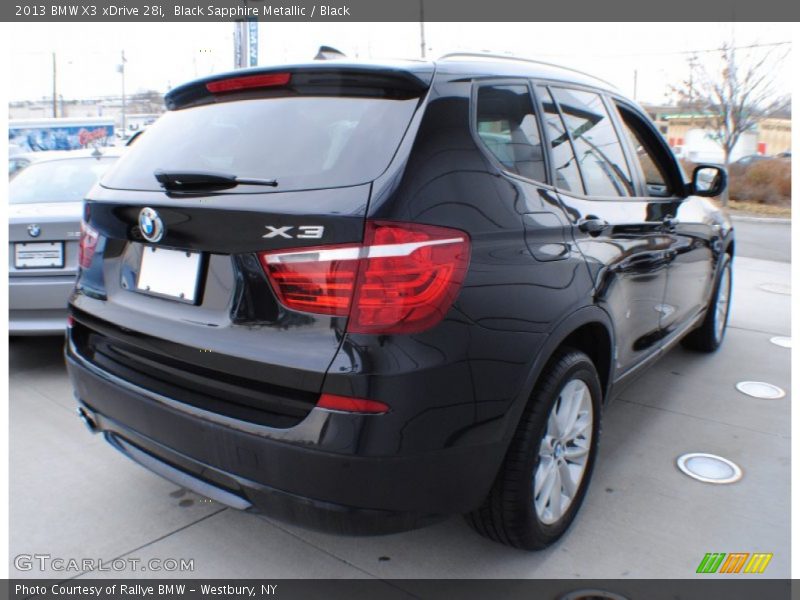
[
  {"left": 641, "top": 104, "right": 791, "bottom": 160},
  {"left": 9, "top": 91, "right": 165, "bottom": 136}
]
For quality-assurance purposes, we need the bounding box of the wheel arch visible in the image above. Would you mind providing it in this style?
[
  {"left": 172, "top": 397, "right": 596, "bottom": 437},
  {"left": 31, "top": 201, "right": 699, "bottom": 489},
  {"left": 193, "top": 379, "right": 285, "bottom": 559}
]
[
  {"left": 534, "top": 307, "right": 615, "bottom": 402},
  {"left": 509, "top": 305, "right": 616, "bottom": 435}
]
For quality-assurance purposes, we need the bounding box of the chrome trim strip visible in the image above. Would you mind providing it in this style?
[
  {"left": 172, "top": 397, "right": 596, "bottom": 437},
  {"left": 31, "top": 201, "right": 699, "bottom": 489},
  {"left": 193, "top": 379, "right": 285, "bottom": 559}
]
[
  {"left": 263, "top": 237, "right": 465, "bottom": 264},
  {"left": 109, "top": 434, "right": 252, "bottom": 510}
]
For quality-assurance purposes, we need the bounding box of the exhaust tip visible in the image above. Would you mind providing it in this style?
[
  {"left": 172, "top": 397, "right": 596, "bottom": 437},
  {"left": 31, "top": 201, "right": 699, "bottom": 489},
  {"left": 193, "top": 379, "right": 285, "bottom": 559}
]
[{"left": 77, "top": 407, "right": 98, "bottom": 433}]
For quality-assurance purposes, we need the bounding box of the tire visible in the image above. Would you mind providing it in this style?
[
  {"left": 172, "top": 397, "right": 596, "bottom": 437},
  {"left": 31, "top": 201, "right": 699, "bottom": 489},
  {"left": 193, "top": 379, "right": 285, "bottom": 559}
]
[
  {"left": 466, "top": 348, "right": 602, "bottom": 550},
  {"left": 681, "top": 253, "right": 732, "bottom": 353}
]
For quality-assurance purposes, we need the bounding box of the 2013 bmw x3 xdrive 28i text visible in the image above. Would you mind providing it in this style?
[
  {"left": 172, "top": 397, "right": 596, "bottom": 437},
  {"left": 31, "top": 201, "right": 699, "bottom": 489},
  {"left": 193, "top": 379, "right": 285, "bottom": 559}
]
[{"left": 66, "top": 55, "right": 733, "bottom": 550}]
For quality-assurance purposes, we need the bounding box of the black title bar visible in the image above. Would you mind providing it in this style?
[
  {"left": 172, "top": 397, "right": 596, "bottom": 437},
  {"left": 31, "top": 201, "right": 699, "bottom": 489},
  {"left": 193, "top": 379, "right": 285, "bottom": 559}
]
[
  {"left": 5, "top": 579, "right": 795, "bottom": 599},
  {"left": 5, "top": 0, "right": 800, "bottom": 22}
]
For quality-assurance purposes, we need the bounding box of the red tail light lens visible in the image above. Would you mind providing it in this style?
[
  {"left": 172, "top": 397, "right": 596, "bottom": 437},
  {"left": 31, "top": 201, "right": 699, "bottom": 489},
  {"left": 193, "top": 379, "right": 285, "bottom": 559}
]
[
  {"left": 206, "top": 72, "right": 291, "bottom": 94},
  {"left": 350, "top": 221, "right": 470, "bottom": 334},
  {"left": 261, "top": 244, "right": 360, "bottom": 316},
  {"left": 78, "top": 221, "right": 100, "bottom": 269},
  {"left": 317, "top": 393, "right": 390, "bottom": 414},
  {"left": 259, "top": 221, "right": 470, "bottom": 334}
]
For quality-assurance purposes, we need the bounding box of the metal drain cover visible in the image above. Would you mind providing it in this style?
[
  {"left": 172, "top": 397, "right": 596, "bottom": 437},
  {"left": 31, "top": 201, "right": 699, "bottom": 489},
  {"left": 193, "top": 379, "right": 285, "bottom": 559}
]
[
  {"left": 736, "top": 381, "right": 786, "bottom": 399},
  {"left": 770, "top": 336, "right": 791, "bottom": 348},
  {"left": 558, "top": 592, "right": 630, "bottom": 600},
  {"left": 758, "top": 283, "right": 791, "bottom": 295},
  {"left": 677, "top": 453, "right": 743, "bottom": 484}
]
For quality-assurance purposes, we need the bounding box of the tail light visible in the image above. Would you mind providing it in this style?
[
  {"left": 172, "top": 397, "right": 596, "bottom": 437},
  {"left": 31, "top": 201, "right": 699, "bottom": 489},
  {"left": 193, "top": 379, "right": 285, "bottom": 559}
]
[
  {"left": 78, "top": 221, "right": 100, "bottom": 269},
  {"left": 259, "top": 221, "right": 470, "bottom": 334},
  {"left": 317, "top": 393, "right": 390, "bottom": 414}
]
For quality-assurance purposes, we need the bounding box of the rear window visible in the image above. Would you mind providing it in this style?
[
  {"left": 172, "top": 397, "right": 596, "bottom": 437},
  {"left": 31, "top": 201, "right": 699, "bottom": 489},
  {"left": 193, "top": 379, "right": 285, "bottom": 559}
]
[
  {"left": 101, "top": 96, "right": 420, "bottom": 192},
  {"left": 9, "top": 157, "right": 117, "bottom": 204}
]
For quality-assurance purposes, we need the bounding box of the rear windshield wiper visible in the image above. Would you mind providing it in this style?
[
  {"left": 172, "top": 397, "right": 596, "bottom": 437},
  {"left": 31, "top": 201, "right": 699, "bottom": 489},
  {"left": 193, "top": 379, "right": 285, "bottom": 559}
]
[{"left": 154, "top": 170, "right": 278, "bottom": 191}]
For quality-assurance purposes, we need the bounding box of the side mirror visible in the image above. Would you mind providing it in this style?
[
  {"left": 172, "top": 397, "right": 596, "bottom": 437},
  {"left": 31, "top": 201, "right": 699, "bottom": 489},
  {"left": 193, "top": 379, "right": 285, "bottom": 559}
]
[{"left": 690, "top": 164, "right": 727, "bottom": 197}]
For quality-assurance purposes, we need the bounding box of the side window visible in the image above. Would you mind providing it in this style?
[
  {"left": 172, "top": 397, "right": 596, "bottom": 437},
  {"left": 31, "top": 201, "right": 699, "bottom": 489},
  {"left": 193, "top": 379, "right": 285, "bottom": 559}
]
[
  {"left": 550, "top": 87, "right": 634, "bottom": 197},
  {"left": 476, "top": 84, "right": 546, "bottom": 183},
  {"left": 535, "top": 85, "right": 584, "bottom": 194},
  {"left": 616, "top": 104, "right": 674, "bottom": 197}
]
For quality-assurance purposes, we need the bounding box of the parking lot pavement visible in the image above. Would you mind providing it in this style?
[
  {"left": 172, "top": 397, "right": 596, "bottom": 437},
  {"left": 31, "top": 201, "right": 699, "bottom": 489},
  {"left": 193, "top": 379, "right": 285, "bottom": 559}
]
[
  {"left": 730, "top": 217, "right": 790, "bottom": 263},
  {"left": 9, "top": 255, "right": 789, "bottom": 580}
]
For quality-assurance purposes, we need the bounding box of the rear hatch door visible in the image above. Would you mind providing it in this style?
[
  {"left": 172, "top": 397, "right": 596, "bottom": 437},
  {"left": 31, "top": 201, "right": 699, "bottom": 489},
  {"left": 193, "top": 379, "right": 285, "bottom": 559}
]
[{"left": 70, "top": 64, "right": 432, "bottom": 427}]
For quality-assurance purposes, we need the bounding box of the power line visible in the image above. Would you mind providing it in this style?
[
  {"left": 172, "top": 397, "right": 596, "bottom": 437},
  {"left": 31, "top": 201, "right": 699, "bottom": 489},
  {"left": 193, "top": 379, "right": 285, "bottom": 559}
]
[
  {"left": 480, "top": 41, "right": 792, "bottom": 61},
  {"left": 627, "top": 40, "right": 791, "bottom": 57}
]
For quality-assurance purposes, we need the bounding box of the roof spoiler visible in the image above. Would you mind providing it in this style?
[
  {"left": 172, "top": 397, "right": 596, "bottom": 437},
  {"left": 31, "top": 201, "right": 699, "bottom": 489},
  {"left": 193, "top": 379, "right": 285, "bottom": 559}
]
[{"left": 165, "top": 64, "right": 433, "bottom": 110}]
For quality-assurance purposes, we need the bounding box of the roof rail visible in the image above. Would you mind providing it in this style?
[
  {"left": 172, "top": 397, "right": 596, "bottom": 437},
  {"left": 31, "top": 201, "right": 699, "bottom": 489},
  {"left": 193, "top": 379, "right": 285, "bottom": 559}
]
[{"left": 436, "top": 52, "right": 618, "bottom": 89}]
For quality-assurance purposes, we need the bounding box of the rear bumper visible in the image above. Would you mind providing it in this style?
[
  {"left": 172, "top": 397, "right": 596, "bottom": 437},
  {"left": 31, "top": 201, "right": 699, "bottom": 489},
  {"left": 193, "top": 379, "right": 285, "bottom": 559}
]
[
  {"left": 66, "top": 342, "right": 507, "bottom": 534},
  {"left": 10, "top": 309, "right": 69, "bottom": 335},
  {"left": 9, "top": 275, "right": 74, "bottom": 335},
  {"left": 10, "top": 274, "right": 75, "bottom": 309}
]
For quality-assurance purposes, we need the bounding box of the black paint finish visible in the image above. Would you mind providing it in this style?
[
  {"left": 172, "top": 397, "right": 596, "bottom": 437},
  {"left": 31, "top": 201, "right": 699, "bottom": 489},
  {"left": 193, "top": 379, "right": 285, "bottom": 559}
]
[{"left": 66, "top": 58, "right": 733, "bottom": 533}]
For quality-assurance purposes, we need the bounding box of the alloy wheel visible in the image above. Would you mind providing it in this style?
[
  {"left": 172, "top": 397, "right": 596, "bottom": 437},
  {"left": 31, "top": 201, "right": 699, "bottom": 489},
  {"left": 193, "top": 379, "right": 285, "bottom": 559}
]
[{"left": 533, "top": 378, "right": 594, "bottom": 525}]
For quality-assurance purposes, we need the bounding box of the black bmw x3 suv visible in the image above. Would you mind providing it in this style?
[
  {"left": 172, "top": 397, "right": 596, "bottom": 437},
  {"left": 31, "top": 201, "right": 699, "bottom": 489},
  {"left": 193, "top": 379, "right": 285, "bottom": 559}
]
[{"left": 66, "top": 55, "right": 733, "bottom": 550}]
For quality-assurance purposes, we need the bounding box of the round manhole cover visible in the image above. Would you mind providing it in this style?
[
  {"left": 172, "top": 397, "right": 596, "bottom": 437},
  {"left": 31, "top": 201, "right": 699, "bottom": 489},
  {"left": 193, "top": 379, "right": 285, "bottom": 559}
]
[
  {"left": 770, "top": 336, "right": 791, "bottom": 348},
  {"left": 758, "top": 283, "right": 791, "bottom": 295},
  {"left": 558, "top": 592, "right": 630, "bottom": 600},
  {"left": 736, "top": 381, "right": 786, "bottom": 399},
  {"left": 677, "top": 453, "right": 743, "bottom": 484}
]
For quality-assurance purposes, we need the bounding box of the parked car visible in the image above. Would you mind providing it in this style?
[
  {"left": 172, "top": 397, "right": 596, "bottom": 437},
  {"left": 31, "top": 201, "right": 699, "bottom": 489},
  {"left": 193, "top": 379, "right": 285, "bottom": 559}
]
[
  {"left": 10, "top": 148, "right": 123, "bottom": 335},
  {"left": 733, "top": 154, "right": 771, "bottom": 167},
  {"left": 66, "top": 56, "right": 733, "bottom": 549},
  {"left": 671, "top": 143, "right": 725, "bottom": 165},
  {"left": 9, "top": 155, "right": 32, "bottom": 179}
]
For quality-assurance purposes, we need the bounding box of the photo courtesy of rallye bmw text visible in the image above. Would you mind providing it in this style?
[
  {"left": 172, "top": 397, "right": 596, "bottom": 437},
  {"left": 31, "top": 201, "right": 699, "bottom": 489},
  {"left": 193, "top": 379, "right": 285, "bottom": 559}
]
[{"left": 2, "top": 0, "right": 797, "bottom": 597}]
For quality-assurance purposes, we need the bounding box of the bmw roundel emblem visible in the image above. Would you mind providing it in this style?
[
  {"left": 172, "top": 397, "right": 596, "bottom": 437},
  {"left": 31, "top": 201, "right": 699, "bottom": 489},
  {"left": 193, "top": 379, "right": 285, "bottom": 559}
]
[
  {"left": 138, "top": 207, "right": 164, "bottom": 243},
  {"left": 27, "top": 224, "right": 41, "bottom": 238}
]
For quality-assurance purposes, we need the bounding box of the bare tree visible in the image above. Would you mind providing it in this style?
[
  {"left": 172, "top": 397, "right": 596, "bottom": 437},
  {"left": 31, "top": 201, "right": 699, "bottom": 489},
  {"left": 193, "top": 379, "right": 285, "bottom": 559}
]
[{"left": 672, "top": 43, "right": 789, "bottom": 204}]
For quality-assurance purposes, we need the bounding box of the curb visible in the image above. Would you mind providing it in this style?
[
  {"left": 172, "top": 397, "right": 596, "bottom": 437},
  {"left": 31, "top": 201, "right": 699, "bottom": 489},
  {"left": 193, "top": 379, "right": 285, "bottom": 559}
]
[{"left": 730, "top": 214, "right": 791, "bottom": 224}]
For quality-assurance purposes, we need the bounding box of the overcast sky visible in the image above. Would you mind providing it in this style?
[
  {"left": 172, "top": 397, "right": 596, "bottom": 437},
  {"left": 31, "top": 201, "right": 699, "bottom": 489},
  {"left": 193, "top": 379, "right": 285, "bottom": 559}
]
[{"left": 7, "top": 22, "right": 792, "bottom": 105}]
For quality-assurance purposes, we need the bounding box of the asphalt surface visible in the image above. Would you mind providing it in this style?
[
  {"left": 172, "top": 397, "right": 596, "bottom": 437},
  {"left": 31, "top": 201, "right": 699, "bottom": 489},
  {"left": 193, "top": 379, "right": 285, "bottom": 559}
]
[
  {"left": 9, "top": 222, "right": 791, "bottom": 580},
  {"left": 730, "top": 217, "right": 790, "bottom": 262}
]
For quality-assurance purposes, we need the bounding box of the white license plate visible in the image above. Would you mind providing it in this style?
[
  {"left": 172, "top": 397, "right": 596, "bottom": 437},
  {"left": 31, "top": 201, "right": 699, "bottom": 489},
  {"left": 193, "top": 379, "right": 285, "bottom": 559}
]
[
  {"left": 136, "top": 246, "right": 202, "bottom": 303},
  {"left": 14, "top": 242, "right": 64, "bottom": 269}
]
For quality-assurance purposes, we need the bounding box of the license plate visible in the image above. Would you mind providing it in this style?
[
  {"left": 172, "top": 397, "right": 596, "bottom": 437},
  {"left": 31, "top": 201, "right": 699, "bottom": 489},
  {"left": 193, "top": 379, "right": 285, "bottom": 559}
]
[
  {"left": 14, "top": 242, "right": 64, "bottom": 269},
  {"left": 136, "top": 246, "right": 202, "bottom": 304}
]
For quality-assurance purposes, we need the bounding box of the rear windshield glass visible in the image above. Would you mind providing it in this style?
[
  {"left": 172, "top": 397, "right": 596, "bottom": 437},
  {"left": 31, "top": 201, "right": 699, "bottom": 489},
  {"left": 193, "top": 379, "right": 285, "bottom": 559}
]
[
  {"left": 101, "top": 96, "right": 420, "bottom": 192},
  {"left": 10, "top": 157, "right": 117, "bottom": 204}
]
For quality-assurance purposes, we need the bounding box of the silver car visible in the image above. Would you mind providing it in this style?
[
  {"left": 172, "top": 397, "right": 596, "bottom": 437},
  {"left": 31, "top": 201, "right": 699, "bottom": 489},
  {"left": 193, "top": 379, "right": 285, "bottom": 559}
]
[{"left": 9, "top": 148, "right": 123, "bottom": 335}]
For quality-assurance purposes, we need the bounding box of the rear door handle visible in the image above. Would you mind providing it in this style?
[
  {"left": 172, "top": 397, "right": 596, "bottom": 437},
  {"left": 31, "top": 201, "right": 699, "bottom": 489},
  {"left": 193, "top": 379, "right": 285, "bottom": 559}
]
[{"left": 578, "top": 217, "right": 609, "bottom": 236}]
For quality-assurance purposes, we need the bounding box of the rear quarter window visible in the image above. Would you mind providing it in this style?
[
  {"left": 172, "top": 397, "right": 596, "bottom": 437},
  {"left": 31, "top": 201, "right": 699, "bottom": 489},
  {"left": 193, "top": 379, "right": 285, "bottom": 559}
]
[
  {"left": 101, "top": 96, "right": 420, "bottom": 193},
  {"left": 475, "top": 84, "right": 547, "bottom": 183}
]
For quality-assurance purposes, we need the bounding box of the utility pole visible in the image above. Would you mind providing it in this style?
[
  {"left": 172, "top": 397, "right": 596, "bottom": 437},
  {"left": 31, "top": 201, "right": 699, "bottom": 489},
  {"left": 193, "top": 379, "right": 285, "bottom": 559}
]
[
  {"left": 419, "top": 0, "right": 426, "bottom": 58},
  {"left": 234, "top": 21, "right": 248, "bottom": 68},
  {"left": 52, "top": 52, "right": 57, "bottom": 118},
  {"left": 633, "top": 69, "right": 638, "bottom": 101}
]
